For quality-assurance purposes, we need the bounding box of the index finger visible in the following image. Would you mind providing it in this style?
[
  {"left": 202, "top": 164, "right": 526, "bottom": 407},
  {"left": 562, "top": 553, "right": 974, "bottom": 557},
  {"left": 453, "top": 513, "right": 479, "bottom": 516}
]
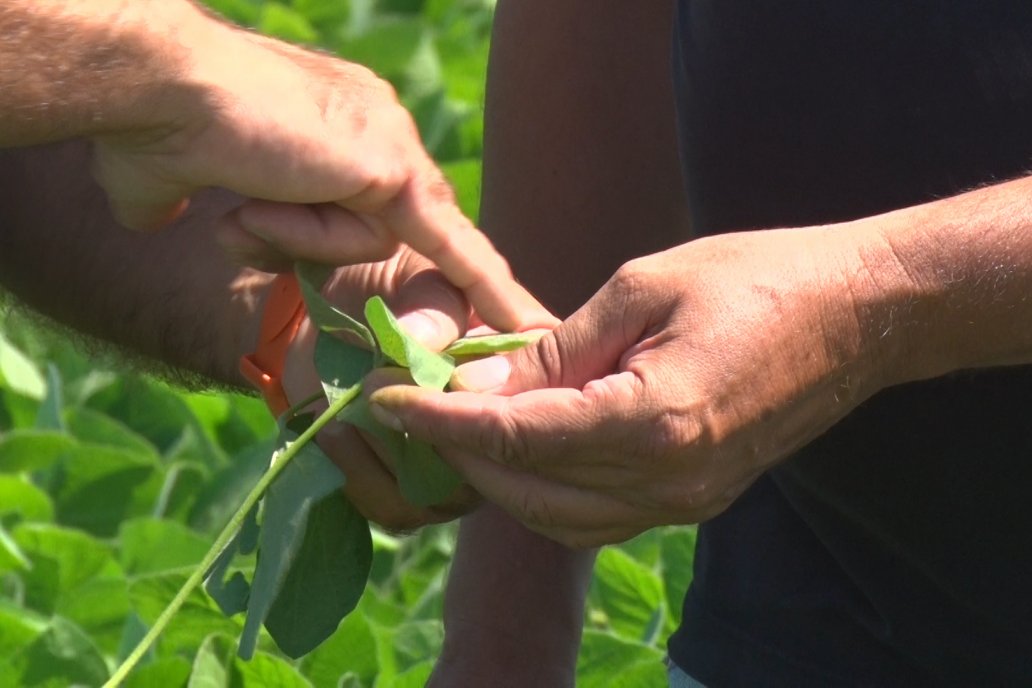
[
  {"left": 376, "top": 167, "right": 558, "bottom": 333},
  {"left": 366, "top": 370, "right": 644, "bottom": 474}
]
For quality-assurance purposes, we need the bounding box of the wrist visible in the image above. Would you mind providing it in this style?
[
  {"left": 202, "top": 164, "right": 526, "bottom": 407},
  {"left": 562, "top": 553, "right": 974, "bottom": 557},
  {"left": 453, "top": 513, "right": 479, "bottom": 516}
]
[
  {"left": 828, "top": 215, "right": 947, "bottom": 391},
  {"left": 0, "top": 0, "right": 211, "bottom": 145},
  {"left": 100, "top": 1, "right": 235, "bottom": 143}
]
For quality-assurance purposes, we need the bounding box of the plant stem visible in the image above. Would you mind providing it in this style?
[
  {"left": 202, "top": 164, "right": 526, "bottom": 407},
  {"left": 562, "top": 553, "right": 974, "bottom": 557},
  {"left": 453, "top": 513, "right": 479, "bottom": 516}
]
[{"left": 104, "top": 384, "right": 363, "bottom": 687}]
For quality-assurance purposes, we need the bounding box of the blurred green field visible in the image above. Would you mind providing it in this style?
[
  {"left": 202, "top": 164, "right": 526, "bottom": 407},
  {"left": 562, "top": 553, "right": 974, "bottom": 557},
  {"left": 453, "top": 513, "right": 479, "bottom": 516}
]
[{"left": 0, "top": 1, "right": 695, "bottom": 685}]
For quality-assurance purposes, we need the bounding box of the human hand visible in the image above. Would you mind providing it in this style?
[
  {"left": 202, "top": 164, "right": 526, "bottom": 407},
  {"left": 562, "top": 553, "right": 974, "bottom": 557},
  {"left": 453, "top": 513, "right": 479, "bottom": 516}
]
[
  {"left": 367, "top": 227, "right": 907, "bottom": 545},
  {"left": 279, "top": 247, "right": 481, "bottom": 530},
  {"left": 90, "top": 1, "right": 549, "bottom": 333}
]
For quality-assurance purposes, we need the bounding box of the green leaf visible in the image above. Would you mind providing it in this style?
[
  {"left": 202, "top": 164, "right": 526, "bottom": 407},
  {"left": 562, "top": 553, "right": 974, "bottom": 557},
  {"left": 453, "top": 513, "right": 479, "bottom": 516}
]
[
  {"left": 291, "top": 0, "right": 350, "bottom": 31},
  {"left": 119, "top": 518, "right": 210, "bottom": 576},
  {"left": 188, "top": 438, "right": 273, "bottom": 534},
  {"left": 439, "top": 158, "right": 482, "bottom": 220},
  {"left": 130, "top": 572, "right": 242, "bottom": 656},
  {"left": 0, "top": 332, "right": 46, "bottom": 400},
  {"left": 314, "top": 331, "right": 374, "bottom": 406},
  {"left": 64, "top": 406, "right": 159, "bottom": 459},
  {"left": 258, "top": 2, "right": 319, "bottom": 44},
  {"left": 11, "top": 616, "right": 110, "bottom": 687},
  {"left": 9, "top": 523, "right": 127, "bottom": 656},
  {"left": 204, "top": 504, "right": 259, "bottom": 618},
  {"left": 336, "top": 674, "right": 363, "bottom": 688},
  {"left": 34, "top": 365, "right": 64, "bottom": 432},
  {"left": 393, "top": 661, "right": 434, "bottom": 688},
  {"left": 0, "top": 600, "right": 47, "bottom": 658},
  {"left": 660, "top": 526, "right": 696, "bottom": 629},
  {"left": 0, "top": 474, "right": 54, "bottom": 523},
  {"left": 182, "top": 392, "right": 276, "bottom": 456},
  {"left": 86, "top": 376, "right": 224, "bottom": 466},
  {"left": 115, "top": 612, "right": 151, "bottom": 665},
  {"left": 50, "top": 444, "right": 164, "bottom": 537},
  {"left": 338, "top": 398, "right": 461, "bottom": 507},
  {"left": 198, "top": 0, "right": 260, "bottom": 26},
  {"left": 397, "top": 438, "right": 462, "bottom": 507},
  {"left": 337, "top": 18, "right": 440, "bottom": 100},
  {"left": 390, "top": 619, "right": 443, "bottom": 674},
  {"left": 364, "top": 296, "right": 454, "bottom": 390},
  {"left": 237, "top": 650, "right": 313, "bottom": 687},
  {"left": 125, "top": 656, "right": 192, "bottom": 688},
  {"left": 0, "top": 522, "right": 31, "bottom": 571},
  {"left": 238, "top": 435, "right": 345, "bottom": 659},
  {"left": 264, "top": 494, "right": 371, "bottom": 658},
  {"left": 12, "top": 523, "right": 119, "bottom": 615},
  {"left": 443, "top": 330, "right": 545, "bottom": 357},
  {"left": 296, "top": 262, "right": 374, "bottom": 348},
  {"left": 576, "top": 630, "right": 665, "bottom": 688},
  {"left": 298, "top": 612, "right": 378, "bottom": 688},
  {"left": 188, "top": 633, "right": 233, "bottom": 688},
  {"left": 153, "top": 460, "right": 210, "bottom": 523},
  {"left": 589, "top": 548, "right": 666, "bottom": 644},
  {"left": 0, "top": 430, "right": 75, "bottom": 473}
]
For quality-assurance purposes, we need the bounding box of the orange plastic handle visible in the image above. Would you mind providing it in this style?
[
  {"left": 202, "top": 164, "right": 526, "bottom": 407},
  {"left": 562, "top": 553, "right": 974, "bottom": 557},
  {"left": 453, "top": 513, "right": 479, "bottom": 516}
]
[{"left": 239, "top": 273, "right": 307, "bottom": 416}]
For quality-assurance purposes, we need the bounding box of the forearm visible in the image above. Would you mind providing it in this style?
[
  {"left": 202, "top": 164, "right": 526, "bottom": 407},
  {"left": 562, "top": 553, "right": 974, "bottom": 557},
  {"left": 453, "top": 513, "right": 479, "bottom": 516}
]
[
  {"left": 0, "top": 0, "right": 220, "bottom": 146},
  {"left": 840, "top": 173, "right": 1032, "bottom": 387},
  {"left": 481, "top": 0, "right": 690, "bottom": 315},
  {"left": 0, "top": 141, "right": 266, "bottom": 386},
  {"left": 432, "top": 506, "right": 594, "bottom": 686},
  {"left": 436, "top": 0, "right": 688, "bottom": 682}
]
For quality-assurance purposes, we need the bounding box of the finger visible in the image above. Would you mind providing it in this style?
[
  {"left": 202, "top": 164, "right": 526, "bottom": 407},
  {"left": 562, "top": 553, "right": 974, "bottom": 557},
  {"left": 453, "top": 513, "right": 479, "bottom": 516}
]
[
  {"left": 91, "top": 142, "right": 195, "bottom": 231},
  {"left": 349, "top": 421, "right": 482, "bottom": 520},
  {"left": 369, "top": 371, "right": 645, "bottom": 476},
  {"left": 391, "top": 267, "right": 469, "bottom": 352},
  {"left": 112, "top": 196, "right": 191, "bottom": 231},
  {"left": 315, "top": 420, "right": 447, "bottom": 532},
  {"left": 439, "top": 444, "right": 646, "bottom": 540},
  {"left": 450, "top": 280, "right": 649, "bottom": 394},
  {"left": 375, "top": 165, "right": 557, "bottom": 333},
  {"left": 215, "top": 214, "right": 293, "bottom": 272},
  {"left": 536, "top": 524, "right": 645, "bottom": 549},
  {"left": 227, "top": 199, "right": 400, "bottom": 265}
]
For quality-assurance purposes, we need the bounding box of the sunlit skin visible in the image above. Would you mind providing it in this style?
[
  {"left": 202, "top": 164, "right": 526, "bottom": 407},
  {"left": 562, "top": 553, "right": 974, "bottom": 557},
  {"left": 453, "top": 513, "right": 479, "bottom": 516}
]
[{"left": 0, "top": 0, "right": 553, "bottom": 335}]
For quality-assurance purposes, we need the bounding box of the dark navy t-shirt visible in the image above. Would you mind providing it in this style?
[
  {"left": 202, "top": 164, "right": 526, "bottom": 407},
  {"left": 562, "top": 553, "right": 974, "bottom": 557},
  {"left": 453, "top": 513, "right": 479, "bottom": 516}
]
[{"left": 666, "top": 1, "right": 1032, "bottom": 685}]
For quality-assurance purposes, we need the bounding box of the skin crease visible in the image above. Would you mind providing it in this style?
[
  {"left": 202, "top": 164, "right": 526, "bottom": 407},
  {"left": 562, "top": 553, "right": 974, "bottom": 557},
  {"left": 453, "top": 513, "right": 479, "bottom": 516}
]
[{"left": 0, "top": 0, "right": 553, "bottom": 335}]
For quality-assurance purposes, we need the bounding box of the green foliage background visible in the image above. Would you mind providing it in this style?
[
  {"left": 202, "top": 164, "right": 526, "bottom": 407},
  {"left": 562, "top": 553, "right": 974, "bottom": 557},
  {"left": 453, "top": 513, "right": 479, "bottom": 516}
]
[{"left": 0, "top": 0, "right": 696, "bottom": 685}]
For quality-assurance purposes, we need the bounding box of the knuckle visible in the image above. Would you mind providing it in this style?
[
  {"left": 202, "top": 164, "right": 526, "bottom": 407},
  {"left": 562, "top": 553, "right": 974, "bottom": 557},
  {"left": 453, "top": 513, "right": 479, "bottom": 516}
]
[
  {"left": 516, "top": 489, "right": 560, "bottom": 531},
  {"left": 610, "top": 258, "right": 652, "bottom": 294},
  {"left": 526, "top": 332, "right": 568, "bottom": 389},
  {"left": 480, "top": 405, "right": 531, "bottom": 469},
  {"left": 650, "top": 410, "right": 704, "bottom": 455},
  {"left": 418, "top": 167, "right": 459, "bottom": 207}
]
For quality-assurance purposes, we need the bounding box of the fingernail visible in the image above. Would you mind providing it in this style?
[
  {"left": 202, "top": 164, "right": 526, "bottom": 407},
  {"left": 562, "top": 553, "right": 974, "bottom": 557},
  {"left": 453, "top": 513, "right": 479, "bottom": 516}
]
[
  {"left": 369, "top": 401, "right": 406, "bottom": 433},
  {"left": 452, "top": 356, "right": 511, "bottom": 392}
]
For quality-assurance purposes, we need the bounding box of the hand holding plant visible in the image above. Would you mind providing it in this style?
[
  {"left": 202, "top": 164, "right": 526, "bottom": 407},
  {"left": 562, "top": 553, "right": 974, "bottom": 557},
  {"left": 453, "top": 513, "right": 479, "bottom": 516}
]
[{"left": 105, "top": 254, "right": 546, "bottom": 685}]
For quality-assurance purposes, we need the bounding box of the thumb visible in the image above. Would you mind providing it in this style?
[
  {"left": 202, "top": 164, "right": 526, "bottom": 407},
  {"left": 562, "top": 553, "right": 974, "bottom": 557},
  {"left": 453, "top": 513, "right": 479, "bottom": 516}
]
[
  {"left": 92, "top": 145, "right": 192, "bottom": 231},
  {"left": 450, "top": 286, "right": 646, "bottom": 395}
]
